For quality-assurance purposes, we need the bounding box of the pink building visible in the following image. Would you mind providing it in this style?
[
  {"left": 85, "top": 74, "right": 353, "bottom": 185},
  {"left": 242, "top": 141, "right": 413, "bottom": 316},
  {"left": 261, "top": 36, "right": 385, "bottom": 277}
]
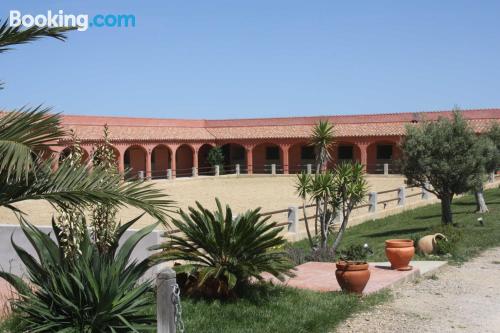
[{"left": 56, "top": 109, "right": 500, "bottom": 179}]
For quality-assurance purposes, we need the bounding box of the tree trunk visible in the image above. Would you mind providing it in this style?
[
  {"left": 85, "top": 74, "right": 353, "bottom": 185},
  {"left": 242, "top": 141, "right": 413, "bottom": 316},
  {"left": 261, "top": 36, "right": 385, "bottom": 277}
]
[
  {"left": 320, "top": 198, "right": 328, "bottom": 249},
  {"left": 302, "top": 202, "right": 314, "bottom": 249},
  {"left": 331, "top": 213, "right": 349, "bottom": 256},
  {"left": 475, "top": 187, "right": 489, "bottom": 213},
  {"left": 440, "top": 194, "right": 453, "bottom": 225}
]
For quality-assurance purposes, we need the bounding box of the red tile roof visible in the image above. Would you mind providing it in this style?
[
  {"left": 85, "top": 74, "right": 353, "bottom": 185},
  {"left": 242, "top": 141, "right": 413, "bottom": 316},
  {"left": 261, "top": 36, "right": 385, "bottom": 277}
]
[{"left": 52, "top": 108, "right": 500, "bottom": 141}]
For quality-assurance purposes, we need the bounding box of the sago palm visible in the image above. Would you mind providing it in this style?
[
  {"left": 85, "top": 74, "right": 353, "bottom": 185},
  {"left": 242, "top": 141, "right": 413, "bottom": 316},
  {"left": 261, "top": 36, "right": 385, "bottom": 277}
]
[{"left": 151, "top": 199, "right": 294, "bottom": 298}]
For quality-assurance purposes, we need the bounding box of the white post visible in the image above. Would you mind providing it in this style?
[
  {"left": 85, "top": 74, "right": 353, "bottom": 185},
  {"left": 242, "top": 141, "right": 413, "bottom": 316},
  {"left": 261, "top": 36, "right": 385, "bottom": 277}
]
[
  {"left": 489, "top": 172, "right": 495, "bottom": 183},
  {"left": 271, "top": 164, "right": 276, "bottom": 175},
  {"left": 236, "top": 164, "right": 240, "bottom": 175},
  {"left": 157, "top": 268, "right": 177, "bottom": 333},
  {"left": 306, "top": 164, "right": 312, "bottom": 175},
  {"left": 192, "top": 166, "right": 197, "bottom": 177},
  {"left": 422, "top": 182, "right": 429, "bottom": 199},
  {"left": 167, "top": 169, "right": 172, "bottom": 180},
  {"left": 369, "top": 191, "right": 377, "bottom": 212},
  {"left": 215, "top": 165, "right": 220, "bottom": 176},
  {"left": 287, "top": 206, "right": 298, "bottom": 233},
  {"left": 398, "top": 186, "right": 405, "bottom": 206},
  {"left": 383, "top": 163, "right": 389, "bottom": 176},
  {"left": 138, "top": 171, "right": 145, "bottom": 181}
]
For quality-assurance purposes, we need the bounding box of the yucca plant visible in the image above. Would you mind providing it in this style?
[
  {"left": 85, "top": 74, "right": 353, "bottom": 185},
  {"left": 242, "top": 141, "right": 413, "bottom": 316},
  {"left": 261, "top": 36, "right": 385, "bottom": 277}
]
[
  {"left": 151, "top": 199, "right": 294, "bottom": 298},
  {"left": 0, "top": 215, "right": 157, "bottom": 332}
]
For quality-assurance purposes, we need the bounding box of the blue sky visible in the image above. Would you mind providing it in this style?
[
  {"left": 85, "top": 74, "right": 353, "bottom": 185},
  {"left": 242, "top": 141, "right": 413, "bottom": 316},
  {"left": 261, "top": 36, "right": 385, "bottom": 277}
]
[{"left": 1, "top": 1, "right": 500, "bottom": 119}]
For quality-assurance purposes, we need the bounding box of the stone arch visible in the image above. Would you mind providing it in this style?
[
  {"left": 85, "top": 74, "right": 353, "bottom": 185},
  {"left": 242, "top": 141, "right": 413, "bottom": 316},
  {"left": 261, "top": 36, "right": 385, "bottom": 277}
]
[
  {"left": 198, "top": 143, "right": 214, "bottom": 175},
  {"left": 175, "top": 144, "right": 194, "bottom": 177},
  {"left": 151, "top": 144, "right": 172, "bottom": 179},
  {"left": 366, "top": 140, "right": 401, "bottom": 174},
  {"left": 221, "top": 143, "right": 247, "bottom": 173},
  {"left": 124, "top": 145, "right": 147, "bottom": 179},
  {"left": 252, "top": 142, "right": 283, "bottom": 174},
  {"left": 288, "top": 142, "right": 314, "bottom": 173}
]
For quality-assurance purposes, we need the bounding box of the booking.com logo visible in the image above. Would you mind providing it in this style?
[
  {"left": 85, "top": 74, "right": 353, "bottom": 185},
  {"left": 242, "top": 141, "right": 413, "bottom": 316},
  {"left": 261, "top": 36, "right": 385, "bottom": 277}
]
[{"left": 9, "top": 10, "right": 136, "bottom": 31}]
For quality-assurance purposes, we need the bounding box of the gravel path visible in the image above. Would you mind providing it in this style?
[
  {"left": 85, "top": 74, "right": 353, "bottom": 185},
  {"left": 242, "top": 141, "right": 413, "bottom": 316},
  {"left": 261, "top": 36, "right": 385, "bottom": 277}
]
[{"left": 336, "top": 247, "right": 500, "bottom": 333}]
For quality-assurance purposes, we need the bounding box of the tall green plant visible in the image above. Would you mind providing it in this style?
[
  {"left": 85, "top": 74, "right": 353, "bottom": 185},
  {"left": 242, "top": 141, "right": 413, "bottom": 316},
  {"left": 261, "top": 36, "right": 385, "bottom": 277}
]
[
  {"left": 151, "top": 199, "right": 293, "bottom": 298},
  {"left": 295, "top": 162, "right": 368, "bottom": 253},
  {"left": 0, "top": 216, "right": 156, "bottom": 332},
  {"left": 91, "top": 124, "right": 119, "bottom": 253}
]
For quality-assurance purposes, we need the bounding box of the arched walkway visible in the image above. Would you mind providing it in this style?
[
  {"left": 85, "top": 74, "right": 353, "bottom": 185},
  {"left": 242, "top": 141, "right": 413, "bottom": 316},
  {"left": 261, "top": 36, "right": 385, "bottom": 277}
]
[
  {"left": 176, "top": 144, "right": 194, "bottom": 177},
  {"left": 221, "top": 143, "right": 247, "bottom": 173},
  {"left": 124, "top": 145, "right": 147, "bottom": 179},
  {"left": 151, "top": 145, "right": 171, "bottom": 179},
  {"left": 198, "top": 144, "right": 214, "bottom": 175},
  {"left": 330, "top": 142, "right": 362, "bottom": 167},
  {"left": 252, "top": 143, "right": 283, "bottom": 174},
  {"left": 289, "top": 142, "right": 315, "bottom": 173},
  {"left": 366, "top": 141, "right": 401, "bottom": 174}
]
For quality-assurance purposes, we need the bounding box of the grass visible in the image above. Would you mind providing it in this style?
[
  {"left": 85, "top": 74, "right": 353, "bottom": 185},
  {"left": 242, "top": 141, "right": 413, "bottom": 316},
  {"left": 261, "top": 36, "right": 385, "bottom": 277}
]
[
  {"left": 180, "top": 284, "right": 389, "bottom": 333},
  {"left": 291, "top": 186, "right": 500, "bottom": 264}
]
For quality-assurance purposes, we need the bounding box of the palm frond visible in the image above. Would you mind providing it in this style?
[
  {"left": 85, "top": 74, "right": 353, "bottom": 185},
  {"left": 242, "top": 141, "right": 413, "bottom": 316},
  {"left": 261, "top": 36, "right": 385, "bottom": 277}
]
[
  {"left": 0, "top": 158, "right": 173, "bottom": 223},
  {"left": 0, "top": 106, "right": 64, "bottom": 181},
  {"left": 0, "top": 19, "right": 73, "bottom": 54}
]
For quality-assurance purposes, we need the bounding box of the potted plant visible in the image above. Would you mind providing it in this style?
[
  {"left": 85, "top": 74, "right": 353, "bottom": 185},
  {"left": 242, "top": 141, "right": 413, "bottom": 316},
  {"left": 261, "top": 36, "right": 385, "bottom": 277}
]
[{"left": 335, "top": 244, "right": 372, "bottom": 294}]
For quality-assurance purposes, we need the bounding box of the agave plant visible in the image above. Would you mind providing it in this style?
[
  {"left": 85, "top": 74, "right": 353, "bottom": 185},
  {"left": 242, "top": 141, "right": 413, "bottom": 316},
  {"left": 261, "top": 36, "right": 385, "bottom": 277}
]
[
  {"left": 152, "top": 199, "right": 294, "bottom": 298},
  {"left": 0, "top": 215, "right": 157, "bottom": 332}
]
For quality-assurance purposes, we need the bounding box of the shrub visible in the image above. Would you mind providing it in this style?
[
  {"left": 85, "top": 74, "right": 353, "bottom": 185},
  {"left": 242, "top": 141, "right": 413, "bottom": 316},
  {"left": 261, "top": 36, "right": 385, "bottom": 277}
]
[
  {"left": 338, "top": 244, "right": 371, "bottom": 262},
  {"left": 0, "top": 216, "right": 157, "bottom": 332},
  {"left": 152, "top": 199, "right": 294, "bottom": 298}
]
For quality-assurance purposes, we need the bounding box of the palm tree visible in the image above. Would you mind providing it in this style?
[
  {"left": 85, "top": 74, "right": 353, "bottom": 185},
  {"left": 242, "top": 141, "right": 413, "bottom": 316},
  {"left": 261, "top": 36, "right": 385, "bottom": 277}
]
[
  {"left": 310, "top": 120, "right": 334, "bottom": 174},
  {"left": 0, "top": 20, "right": 173, "bottom": 222}
]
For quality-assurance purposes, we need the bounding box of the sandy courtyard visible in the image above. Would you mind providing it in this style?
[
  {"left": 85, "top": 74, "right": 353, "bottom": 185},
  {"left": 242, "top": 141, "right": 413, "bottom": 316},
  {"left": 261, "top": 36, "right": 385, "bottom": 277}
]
[{"left": 0, "top": 175, "right": 407, "bottom": 229}]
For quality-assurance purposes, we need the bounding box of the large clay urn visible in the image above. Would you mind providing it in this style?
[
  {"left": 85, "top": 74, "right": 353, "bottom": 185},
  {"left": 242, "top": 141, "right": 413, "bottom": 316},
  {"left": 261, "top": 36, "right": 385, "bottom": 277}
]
[
  {"left": 335, "top": 261, "right": 371, "bottom": 294},
  {"left": 418, "top": 233, "right": 447, "bottom": 255},
  {"left": 385, "top": 239, "right": 415, "bottom": 271}
]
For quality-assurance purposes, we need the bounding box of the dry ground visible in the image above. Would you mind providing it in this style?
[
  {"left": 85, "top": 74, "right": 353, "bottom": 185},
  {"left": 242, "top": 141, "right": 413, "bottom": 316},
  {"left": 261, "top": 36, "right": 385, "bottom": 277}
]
[
  {"left": 0, "top": 175, "right": 406, "bottom": 228},
  {"left": 336, "top": 247, "right": 500, "bottom": 333}
]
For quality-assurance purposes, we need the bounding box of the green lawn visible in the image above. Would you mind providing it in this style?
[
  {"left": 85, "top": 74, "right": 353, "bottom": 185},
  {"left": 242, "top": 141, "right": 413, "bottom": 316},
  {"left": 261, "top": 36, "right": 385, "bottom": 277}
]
[{"left": 292, "top": 186, "right": 500, "bottom": 264}]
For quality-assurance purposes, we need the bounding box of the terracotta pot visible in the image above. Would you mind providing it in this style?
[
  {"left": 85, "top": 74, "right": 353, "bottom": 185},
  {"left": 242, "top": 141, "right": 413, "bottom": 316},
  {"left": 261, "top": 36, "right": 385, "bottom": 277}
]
[
  {"left": 385, "top": 239, "right": 415, "bottom": 271},
  {"left": 417, "top": 233, "right": 447, "bottom": 255},
  {"left": 335, "top": 261, "right": 370, "bottom": 294}
]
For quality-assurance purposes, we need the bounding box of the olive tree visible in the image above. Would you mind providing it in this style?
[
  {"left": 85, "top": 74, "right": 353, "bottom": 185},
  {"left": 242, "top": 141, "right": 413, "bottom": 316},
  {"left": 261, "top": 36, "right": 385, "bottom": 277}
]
[{"left": 400, "top": 110, "right": 483, "bottom": 225}]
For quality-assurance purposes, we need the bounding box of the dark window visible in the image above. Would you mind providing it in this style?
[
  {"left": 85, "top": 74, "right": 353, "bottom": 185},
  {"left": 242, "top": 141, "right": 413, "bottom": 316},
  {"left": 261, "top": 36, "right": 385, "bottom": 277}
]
[
  {"left": 266, "top": 146, "right": 280, "bottom": 160},
  {"left": 124, "top": 150, "right": 131, "bottom": 165},
  {"left": 376, "top": 145, "right": 393, "bottom": 160},
  {"left": 338, "top": 146, "right": 353, "bottom": 160},
  {"left": 233, "top": 146, "right": 245, "bottom": 160},
  {"left": 301, "top": 146, "right": 315, "bottom": 159}
]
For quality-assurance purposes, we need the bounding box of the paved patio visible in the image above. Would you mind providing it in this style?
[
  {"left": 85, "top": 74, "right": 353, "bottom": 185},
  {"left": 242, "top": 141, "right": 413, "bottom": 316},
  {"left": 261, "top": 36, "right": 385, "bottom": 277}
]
[{"left": 264, "top": 261, "right": 447, "bottom": 294}]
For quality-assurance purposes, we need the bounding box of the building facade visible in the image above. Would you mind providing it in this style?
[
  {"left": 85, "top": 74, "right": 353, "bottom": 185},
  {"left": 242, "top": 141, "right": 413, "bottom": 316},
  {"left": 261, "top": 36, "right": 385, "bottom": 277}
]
[{"left": 56, "top": 109, "right": 500, "bottom": 178}]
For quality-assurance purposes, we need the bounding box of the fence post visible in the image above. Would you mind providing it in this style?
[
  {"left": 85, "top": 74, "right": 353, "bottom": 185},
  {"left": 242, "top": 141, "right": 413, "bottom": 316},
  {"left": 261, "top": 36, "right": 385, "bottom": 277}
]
[
  {"left": 138, "top": 171, "right": 145, "bottom": 181},
  {"left": 271, "top": 164, "right": 276, "bottom": 175},
  {"left": 422, "top": 182, "right": 429, "bottom": 199},
  {"left": 236, "top": 164, "right": 240, "bottom": 175},
  {"left": 306, "top": 164, "right": 312, "bottom": 175},
  {"left": 157, "top": 268, "right": 177, "bottom": 333},
  {"left": 167, "top": 169, "right": 172, "bottom": 180},
  {"left": 398, "top": 186, "right": 405, "bottom": 206},
  {"left": 369, "top": 191, "right": 377, "bottom": 213},
  {"left": 215, "top": 165, "right": 220, "bottom": 176},
  {"left": 383, "top": 163, "right": 389, "bottom": 176},
  {"left": 287, "top": 206, "right": 298, "bottom": 233},
  {"left": 192, "top": 167, "right": 197, "bottom": 177}
]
